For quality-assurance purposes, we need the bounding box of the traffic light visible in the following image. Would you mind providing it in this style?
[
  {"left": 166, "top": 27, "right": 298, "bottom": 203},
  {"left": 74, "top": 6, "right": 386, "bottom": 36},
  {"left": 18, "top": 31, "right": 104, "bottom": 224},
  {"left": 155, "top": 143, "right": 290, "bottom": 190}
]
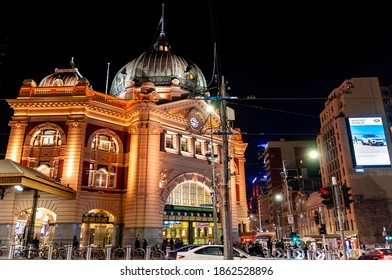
[
  {"left": 342, "top": 183, "right": 353, "bottom": 209},
  {"left": 319, "top": 224, "right": 326, "bottom": 235},
  {"left": 320, "top": 186, "right": 334, "bottom": 209},
  {"left": 290, "top": 232, "right": 299, "bottom": 243},
  {"left": 313, "top": 210, "right": 320, "bottom": 224}
]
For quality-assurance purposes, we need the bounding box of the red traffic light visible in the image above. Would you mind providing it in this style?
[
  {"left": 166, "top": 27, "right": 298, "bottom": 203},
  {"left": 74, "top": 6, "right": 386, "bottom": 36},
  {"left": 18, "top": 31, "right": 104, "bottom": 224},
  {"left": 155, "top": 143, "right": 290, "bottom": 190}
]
[{"left": 320, "top": 186, "right": 334, "bottom": 209}]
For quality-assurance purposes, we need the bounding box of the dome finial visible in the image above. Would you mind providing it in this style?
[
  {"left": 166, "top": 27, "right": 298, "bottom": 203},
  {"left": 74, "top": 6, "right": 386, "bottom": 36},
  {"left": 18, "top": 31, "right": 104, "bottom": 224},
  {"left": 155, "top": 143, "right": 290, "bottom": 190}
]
[
  {"left": 153, "top": 2, "right": 171, "bottom": 52},
  {"left": 160, "top": 2, "right": 165, "bottom": 37}
]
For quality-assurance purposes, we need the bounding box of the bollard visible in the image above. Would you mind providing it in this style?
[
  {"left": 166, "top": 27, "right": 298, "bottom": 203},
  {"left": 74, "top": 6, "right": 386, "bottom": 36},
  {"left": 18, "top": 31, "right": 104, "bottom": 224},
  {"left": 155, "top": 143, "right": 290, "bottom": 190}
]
[
  {"left": 286, "top": 249, "right": 291, "bottom": 259},
  {"left": 9, "top": 244, "right": 16, "bottom": 259},
  {"left": 66, "top": 244, "right": 72, "bottom": 260},
  {"left": 306, "top": 250, "right": 312, "bottom": 260},
  {"left": 86, "top": 245, "right": 92, "bottom": 260},
  {"left": 48, "top": 243, "right": 53, "bottom": 260},
  {"left": 106, "top": 245, "right": 112, "bottom": 260},
  {"left": 126, "top": 245, "right": 132, "bottom": 260},
  {"left": 146, "top": 246, "right": 151, "bottom": 260}
]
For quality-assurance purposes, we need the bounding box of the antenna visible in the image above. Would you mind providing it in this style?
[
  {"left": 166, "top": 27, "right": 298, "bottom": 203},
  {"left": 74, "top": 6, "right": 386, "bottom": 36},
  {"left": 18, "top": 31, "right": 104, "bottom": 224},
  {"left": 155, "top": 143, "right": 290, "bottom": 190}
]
[{"left": 105, "top": 63, "right": 110, "bottom": 94}]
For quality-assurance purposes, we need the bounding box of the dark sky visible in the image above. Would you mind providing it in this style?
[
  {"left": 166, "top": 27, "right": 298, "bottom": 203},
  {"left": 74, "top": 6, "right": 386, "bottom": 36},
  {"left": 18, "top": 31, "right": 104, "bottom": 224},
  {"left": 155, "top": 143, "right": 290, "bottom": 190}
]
[{"left": 2, "top": 1, "right": 392, "bottom": 186}]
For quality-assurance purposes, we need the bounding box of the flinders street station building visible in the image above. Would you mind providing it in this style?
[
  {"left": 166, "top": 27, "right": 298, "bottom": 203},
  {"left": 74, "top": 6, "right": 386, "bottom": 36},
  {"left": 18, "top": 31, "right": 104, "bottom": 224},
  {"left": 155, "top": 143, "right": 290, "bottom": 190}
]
[{"left": 0, "top": 24, "right": 249, "bottom": 248}]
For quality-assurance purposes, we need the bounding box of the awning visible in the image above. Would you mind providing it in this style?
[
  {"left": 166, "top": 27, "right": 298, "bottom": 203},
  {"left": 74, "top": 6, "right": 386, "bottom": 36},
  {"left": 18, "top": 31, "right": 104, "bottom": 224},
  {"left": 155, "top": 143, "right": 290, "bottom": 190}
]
[{"left": 0, "top": 159, "right": 76, "bottom": 199}]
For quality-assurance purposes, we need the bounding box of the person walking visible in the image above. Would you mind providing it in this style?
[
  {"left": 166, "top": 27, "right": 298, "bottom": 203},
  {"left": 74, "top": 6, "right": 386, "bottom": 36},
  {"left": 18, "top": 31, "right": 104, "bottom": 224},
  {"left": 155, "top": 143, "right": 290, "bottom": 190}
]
[
  {"left": 72, "top": 235, "right": 80, "bottom": 249},
  {"left": 267, "top": 237, "right": 273, "bottom": 258},
  {"left": 32, "top": 236, "right": 40, "bottom": 249},
  {"left": 142, "top": 238, "right": 148, "bottom": 250},
  {"left": 135, "top": 237, "right": 141, "bottom": 249}
]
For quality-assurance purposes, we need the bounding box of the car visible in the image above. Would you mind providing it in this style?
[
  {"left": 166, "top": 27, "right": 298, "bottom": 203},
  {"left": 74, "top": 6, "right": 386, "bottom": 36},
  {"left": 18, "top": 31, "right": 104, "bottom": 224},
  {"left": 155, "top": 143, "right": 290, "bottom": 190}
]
[
  {"left": 166, "top": 244, "right": 203, "bottom": 260},
  {"left": 175, "top": 244, "right": 264, "bottom": 260},
  {"left": 360, "top": 134, "right": 384, "bottom": 146},
  {"left": 358, "top": 248, "right": 392, "bottom": 260}
]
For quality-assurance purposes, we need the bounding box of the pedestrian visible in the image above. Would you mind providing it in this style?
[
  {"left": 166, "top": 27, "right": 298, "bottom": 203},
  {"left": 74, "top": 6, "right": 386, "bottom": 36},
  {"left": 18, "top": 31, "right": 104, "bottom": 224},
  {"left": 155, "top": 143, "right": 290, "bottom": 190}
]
[
  {"left": 170, "top": 238, "right": 174, "bottom": 250},
  {"left": 32, "top": 236, "right": 39, "bottom": 249},
  {"left": 161, "top": 239, "right": 167, "bottom": 252},
  {"left": 135, "top": 237, "right": 141, "bottom": 249},
  {"left": 72, "top": 235, "right": 80, "bottom": 249},
  {"left": 142, "top": 238, "right": 147, "bottom": 250},
  {"left": 267, "top": 237, "right": 273, "bottom": 257}
]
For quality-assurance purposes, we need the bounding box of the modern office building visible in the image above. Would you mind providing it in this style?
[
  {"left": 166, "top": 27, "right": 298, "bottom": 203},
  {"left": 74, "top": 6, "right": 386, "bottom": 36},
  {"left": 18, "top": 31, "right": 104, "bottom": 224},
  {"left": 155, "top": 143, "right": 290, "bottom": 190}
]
[{"left": 0, "top": 17, "right": 249, "bottom": 248}]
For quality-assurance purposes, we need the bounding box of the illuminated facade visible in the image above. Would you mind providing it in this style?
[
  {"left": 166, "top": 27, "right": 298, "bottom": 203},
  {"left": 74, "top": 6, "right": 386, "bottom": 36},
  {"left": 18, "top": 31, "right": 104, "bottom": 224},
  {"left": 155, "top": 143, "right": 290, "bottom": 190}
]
[
  {"left": 317, "top": 78, "right": 392, "bottom": 246},
  {"left": 0, "top": 21, "right": 249, "bottom": 248}
]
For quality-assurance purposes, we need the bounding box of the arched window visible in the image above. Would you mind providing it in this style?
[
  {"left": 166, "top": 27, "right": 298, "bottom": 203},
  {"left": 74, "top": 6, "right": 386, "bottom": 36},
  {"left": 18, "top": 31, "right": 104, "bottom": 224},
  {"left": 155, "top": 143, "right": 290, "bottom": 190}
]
[
  {"left": 91, "top": 134, "right": 118, "bottom": 153},
  {"left": 168, "top": 182, "right": 212, "bottom": 207},
  {"left": 88, "top": 165, "right": 116, "bottom": 189},
  {"left": 33, "top": 129, "right": 61, "bottom": 147}
]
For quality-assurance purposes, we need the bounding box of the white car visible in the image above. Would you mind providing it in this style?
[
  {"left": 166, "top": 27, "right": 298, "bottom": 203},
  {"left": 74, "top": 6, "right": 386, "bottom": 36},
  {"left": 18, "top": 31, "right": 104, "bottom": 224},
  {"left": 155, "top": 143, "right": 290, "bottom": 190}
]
[
  {"left": 175, "top": 244, "right": 263, "bottom": 260},
  {"left": 360, "top": 134, "right": 384, "bottom": 146}
]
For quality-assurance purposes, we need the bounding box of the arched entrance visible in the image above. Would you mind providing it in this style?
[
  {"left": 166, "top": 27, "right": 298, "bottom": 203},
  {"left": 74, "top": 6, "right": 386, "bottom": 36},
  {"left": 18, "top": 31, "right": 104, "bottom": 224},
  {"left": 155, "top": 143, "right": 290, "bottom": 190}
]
[
  {"left": 14, "top": 208, "right": 56, "bottom": 246},
  {"left": 161, "top": 172, "right": 222, "bottom": 246},
  {"left": 80, "top": 209, "right": 114, "bottom": 247}
]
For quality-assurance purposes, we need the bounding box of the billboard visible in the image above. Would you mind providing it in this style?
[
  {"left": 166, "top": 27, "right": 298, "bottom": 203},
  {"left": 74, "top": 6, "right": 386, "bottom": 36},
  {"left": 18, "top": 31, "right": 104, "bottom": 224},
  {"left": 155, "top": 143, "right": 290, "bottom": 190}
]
[{"left": 346, "top": 117, "right": 391, "bottom": 168}]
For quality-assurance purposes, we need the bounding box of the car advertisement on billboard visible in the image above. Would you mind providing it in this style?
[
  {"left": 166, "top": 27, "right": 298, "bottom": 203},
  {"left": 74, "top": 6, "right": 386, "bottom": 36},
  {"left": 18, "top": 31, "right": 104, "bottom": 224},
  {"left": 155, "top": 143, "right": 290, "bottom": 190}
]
[{"left": 347, "top": 117, "right": 391, "bottom": 168}]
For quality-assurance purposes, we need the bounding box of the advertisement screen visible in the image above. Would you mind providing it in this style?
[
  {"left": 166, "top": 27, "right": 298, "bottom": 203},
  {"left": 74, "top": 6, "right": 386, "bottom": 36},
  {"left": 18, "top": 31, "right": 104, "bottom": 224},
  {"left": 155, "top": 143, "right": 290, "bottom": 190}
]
[{"left": 347, "top": 117, "right": 391, "bottom": 168}]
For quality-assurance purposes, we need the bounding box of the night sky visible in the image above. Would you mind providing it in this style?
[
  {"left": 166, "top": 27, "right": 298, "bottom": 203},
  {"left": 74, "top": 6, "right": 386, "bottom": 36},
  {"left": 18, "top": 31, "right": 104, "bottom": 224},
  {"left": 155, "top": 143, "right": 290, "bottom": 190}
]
[{"left": 1, "top": 1, "right": 392, "bottom": 187}]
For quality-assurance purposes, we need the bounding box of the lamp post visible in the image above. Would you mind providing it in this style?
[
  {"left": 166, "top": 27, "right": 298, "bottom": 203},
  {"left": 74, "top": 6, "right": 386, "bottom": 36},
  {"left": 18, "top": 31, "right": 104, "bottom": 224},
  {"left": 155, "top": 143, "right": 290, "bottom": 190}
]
[
  {"left": 275, "top": 193, "right": 284, "bottom": 239},
  {"left": 281, "top": 161, "right": 294, "bottom": 230},
  {"left": 280, "top": 151, "right": 319, "bottom": 235}
]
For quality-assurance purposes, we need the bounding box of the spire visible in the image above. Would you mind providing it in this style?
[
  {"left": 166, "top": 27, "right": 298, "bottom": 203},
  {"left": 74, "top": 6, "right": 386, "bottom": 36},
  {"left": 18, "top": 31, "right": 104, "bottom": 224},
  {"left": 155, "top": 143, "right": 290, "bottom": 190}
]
[
  {"left": 160, "top": 2, "right": 165, "bottom": 37},
  {"left": 153, "top": 2, "right": 171, "bottom": 53}
]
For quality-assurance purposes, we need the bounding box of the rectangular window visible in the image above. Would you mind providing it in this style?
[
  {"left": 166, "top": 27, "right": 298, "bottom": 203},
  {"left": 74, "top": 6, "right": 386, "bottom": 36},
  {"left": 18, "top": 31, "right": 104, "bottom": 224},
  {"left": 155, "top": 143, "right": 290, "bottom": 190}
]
[
  {"left": 181, "top": 138, "right": 189, "bottom": 152},
  {"left": 165, "top": 134, "right": 174, "bottom": 149},
  {"left": 195, "top": 141, "right": 202, "bottom": 155},
  {"left": 99, "top": 140, "right": 111, "bottom": 152},
  {"left": 41, "top": 136, "right": 54, "bottom": 146}
]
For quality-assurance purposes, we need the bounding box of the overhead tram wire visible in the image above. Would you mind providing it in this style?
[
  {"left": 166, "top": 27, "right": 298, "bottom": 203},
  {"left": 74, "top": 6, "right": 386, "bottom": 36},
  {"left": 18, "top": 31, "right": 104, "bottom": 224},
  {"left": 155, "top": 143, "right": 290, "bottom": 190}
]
[{"left": 228, "top": 101, "right": 320, "bottom": 119}]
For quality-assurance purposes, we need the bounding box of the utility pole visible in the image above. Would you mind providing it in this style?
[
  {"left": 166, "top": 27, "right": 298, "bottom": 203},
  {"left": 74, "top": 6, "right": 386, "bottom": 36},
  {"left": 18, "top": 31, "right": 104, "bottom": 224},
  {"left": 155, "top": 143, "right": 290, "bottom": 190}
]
[
  {"left": 220, "top": 75, "right": 233, "bottom": 260},
  {"left": 207, "top": 110, "right": 219, "bottom": 245},
  {"left": 332, "top": 176, "right": 347, "bottom": 260},
  {"left": 318, "top": 206, "right": 327, "bottom": 253},
  {"left": 282, "top": 161, "right": 294, "bottom": 232}
]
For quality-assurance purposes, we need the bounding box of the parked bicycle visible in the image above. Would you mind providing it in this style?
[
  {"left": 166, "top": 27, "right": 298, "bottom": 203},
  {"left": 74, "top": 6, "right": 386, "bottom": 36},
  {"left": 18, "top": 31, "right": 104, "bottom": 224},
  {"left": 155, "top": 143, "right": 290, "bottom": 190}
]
[{"left": 13, "top": 244, "right": 39, "bottom": 259}]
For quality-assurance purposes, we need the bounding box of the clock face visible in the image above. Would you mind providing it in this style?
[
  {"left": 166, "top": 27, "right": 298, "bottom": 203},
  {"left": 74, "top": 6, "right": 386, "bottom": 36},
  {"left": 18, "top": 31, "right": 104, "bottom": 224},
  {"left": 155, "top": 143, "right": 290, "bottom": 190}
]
[{"left": 189, "top": 116, "right": 200, "bottom": 129}]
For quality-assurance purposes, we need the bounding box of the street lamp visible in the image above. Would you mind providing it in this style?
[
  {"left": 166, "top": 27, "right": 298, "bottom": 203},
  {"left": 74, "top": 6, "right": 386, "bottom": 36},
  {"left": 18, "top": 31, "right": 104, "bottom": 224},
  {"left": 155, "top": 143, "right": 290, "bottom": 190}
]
[
  {"left": 281, "top": 150, "right": 319, "bottom": 234},
  {"left": 275, "top": 193, "right": 284, "bottom": 239},
  {"left": 281, "top": 161, "right": 294, "bottom": 229}
]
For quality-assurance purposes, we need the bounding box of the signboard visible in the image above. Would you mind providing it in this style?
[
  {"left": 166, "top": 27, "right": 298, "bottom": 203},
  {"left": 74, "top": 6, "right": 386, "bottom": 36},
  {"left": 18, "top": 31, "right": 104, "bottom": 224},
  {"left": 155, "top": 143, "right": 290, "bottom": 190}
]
[{"left": 346, "top": 117, "right": 391, "bottom": 168}]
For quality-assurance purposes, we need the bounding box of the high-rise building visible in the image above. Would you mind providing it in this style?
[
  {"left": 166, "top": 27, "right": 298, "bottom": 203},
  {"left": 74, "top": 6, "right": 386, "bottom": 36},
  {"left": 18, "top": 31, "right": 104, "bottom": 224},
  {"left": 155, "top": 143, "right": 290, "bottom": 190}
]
[{"left": 317, "top": 77, "right": 392, "bottom": 247}]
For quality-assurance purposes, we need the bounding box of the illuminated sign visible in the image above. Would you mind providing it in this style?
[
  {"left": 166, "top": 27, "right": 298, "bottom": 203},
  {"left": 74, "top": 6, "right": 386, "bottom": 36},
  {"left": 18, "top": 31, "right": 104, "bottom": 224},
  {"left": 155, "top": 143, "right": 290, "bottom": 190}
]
[{"left": 346, "top": 117, "right": 391, "bottom": 168}]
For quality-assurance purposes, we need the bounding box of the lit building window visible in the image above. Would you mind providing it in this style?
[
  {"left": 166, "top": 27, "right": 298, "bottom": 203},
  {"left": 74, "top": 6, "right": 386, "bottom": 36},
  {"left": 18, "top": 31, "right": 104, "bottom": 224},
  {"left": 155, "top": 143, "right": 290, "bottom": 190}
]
[
  {"left": 195, "top": 141, "right": 202, "bottom": 155},
  {"left": 33, "top": 129, "right": 61, "bottom": 147},
  {"left": 95, "top": 168, "right": 108, "bottom": 188},
  {"left": 167, "top": 182, "right": 212, "bottom": 207},
  {"left": 91, "top": 134, "right": 118, "bottom": 153},
  {"left": 165, "top": 133, "right": 174, "bottom": 149},
  {"left": 181, "top": 137, "right": 190, "bottom": 152}
]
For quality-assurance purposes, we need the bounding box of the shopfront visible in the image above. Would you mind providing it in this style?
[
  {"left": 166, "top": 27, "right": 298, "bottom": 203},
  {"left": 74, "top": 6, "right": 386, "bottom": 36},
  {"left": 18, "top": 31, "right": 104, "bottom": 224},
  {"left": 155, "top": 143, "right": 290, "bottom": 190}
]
[{"left": 163, "top": 205, "right": 221, "bottom": 245}]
